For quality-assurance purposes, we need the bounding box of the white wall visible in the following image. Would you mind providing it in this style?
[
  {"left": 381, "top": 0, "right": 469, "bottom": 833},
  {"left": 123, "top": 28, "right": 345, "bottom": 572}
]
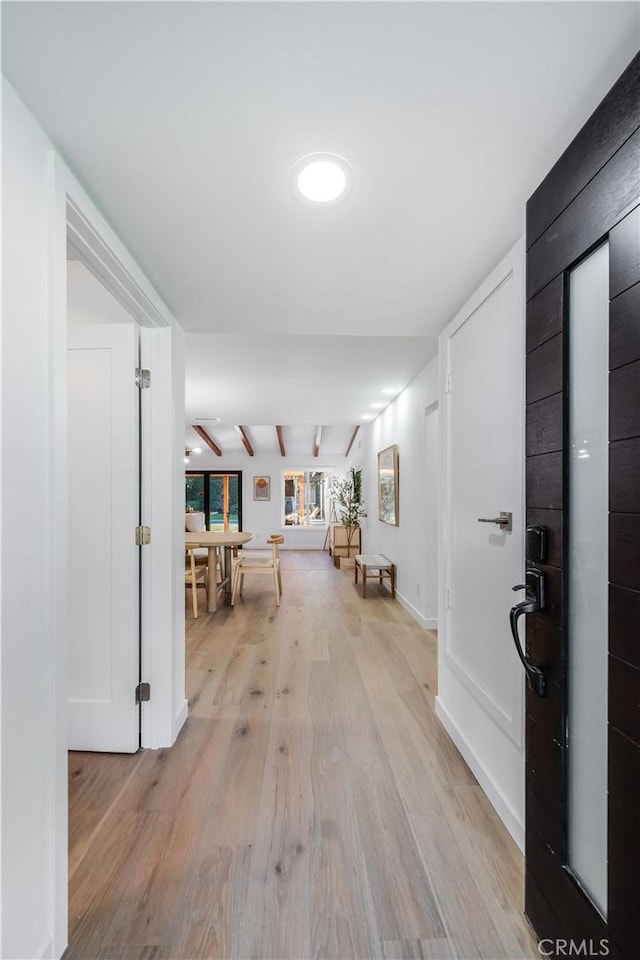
[
  {"left": 1, "top": 79, "right": 183, "bottom": 959},
  {"left": 349, "top": 357, "right": 439, "bottom": 629},
  {"left": 1, "top": 77, "right": 56, "bottom": 960},
  {"left": 188, "top": 450, "right": 347, "bottom": 550}
]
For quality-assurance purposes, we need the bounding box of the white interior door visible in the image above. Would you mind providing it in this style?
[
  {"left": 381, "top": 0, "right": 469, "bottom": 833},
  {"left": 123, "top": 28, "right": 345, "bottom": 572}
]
[
  {"left": 67, "top": 322, "right": 139, "bottom": 752},
  {"left": 437, "top": 241, "right": 526, "bottom": 845}
]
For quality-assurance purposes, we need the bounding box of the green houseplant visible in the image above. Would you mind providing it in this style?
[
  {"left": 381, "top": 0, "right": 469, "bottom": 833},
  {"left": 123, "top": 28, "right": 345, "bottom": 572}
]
[{"left": 329, "top": 467, "right": 367, "bottom": 561}]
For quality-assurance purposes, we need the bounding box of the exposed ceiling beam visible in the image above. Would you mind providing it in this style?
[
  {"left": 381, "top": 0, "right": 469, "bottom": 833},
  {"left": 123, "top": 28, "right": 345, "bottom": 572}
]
[
  {"left": 276, "top": 425, "right": 286, "bottom": 457},
  {"left": 192, "top": 424, "right": 222, "bottom": 456},
  {"left": 345, "top": 425, "right": 360, "bottom": 458},
  {"left": 235, "top": 425, "right": 254, "bottom": 457},
  {"left": 313, "top": 425, "right": 323, "bottom": 458}
]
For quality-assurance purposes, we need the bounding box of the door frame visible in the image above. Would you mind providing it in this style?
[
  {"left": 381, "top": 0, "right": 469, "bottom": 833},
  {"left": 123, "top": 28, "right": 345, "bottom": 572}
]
[
  {"left": 50, "top": 156, "right": 182, "bottom": 957},
  {"left": 524, "top": 52, "right": 640, "bottom": 958}
]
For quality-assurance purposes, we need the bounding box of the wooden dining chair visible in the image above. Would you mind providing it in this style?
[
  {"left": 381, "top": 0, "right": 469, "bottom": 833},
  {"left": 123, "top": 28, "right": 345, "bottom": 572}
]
[
  {"left": 231, "top": 534, "right": 284, "bottom": 607},
  {"left": 185, "top": 545, "right": 209, "bottom": 618}
]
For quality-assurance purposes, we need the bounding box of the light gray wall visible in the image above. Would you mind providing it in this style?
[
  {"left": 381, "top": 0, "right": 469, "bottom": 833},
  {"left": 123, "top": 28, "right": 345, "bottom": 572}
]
[{"left": 349, "top": 357, "right": 439, "bottom": 628}]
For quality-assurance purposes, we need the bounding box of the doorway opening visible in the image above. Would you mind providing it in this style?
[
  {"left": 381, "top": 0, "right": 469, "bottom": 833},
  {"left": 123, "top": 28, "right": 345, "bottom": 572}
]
[
  {"left": 66, "top": 256, "right": 142, "bottom": 754},
  {"left": 66, "top": 252, "right": 144, "bottom": 935},
  {"left": 50, "top": 184, "right": 178, "bottom": 957}
]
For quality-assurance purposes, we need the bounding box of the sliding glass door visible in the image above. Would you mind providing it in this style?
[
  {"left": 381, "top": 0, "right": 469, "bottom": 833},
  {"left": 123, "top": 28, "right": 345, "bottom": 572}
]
[
  {"left": 185, "top": 471, "right": 242, "bottom": 532},
  {"left": 209, "top": 473, "right": 240, "bottom": 532}
]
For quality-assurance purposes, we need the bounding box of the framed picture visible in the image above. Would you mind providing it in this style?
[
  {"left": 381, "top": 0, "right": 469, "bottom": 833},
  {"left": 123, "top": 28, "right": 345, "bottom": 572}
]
[
  {"left": 253, "top": 475, "right": 270, "bottom": 501},
  {"left": 377, "top": 445, "right": 399, "bottom": 526}
]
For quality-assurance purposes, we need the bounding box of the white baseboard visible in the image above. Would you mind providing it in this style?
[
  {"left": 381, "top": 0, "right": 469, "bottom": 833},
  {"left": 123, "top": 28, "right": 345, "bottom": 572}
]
[
  {"left": 396, "top": 590, "right": 438, "bottom": 632},
  {"left": 173, "top": 697, "right": 189, "bottom": 740},
  {"left": 435, "top": 695, "right": 524, "bottom": 852},
  {"left": 35, "top": 934, "right": 53, "bottom": 959}
]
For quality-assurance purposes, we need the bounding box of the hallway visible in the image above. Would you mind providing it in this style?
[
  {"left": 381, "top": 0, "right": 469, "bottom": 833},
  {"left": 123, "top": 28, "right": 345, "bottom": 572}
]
[{"left": 67, "top": 552, "right": 538, "bottom": 960}]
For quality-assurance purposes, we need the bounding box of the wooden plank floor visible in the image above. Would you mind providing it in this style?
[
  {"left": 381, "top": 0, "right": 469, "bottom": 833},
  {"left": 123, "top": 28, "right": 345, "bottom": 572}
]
[{"left": 66, "top": 551, "right": 539, "bottom": 960}]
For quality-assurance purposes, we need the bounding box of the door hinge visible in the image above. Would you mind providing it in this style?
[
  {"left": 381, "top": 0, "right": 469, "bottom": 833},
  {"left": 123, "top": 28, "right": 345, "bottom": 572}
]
[
  {"left": 135, "top": 367, "right": 151, "bottom": 389},
  {"left": 136, "top": 682, "right": 151, "bottom": 703},
  {"left": 135, "top": 525, "right": 151, "bottom": 546},
  {"left": 446, "top": 587, "right": 452, "bottom": 609},
  {"left": 446, "top": 372, "right": 452, "bottom": 393}
]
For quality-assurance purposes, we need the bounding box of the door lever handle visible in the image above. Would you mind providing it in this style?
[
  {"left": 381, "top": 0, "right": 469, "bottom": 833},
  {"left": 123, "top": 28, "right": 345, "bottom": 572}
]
[{"left": 477, "top": 511, "right": 513, "bottom": 532}]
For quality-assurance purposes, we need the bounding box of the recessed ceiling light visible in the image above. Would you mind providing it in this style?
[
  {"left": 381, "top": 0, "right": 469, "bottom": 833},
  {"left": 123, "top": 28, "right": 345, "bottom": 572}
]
[
  {"left": 382, "top": 388, "right": 396, "bottom": 396},
  {"left": 293, "top": 153, "right": 353, "bottom": 205},
  {"left": 192, "top": 447, "right": 202, "bottom": 454},
  {"left": 361, "top": 413, "right": 375, "bottom": 420},
  {"left": 371, "top": 402, "right": 385, "bottom": 409}
]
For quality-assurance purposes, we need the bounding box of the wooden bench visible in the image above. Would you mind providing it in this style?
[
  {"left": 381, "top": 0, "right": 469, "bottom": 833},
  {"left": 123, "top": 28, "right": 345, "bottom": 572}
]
[{"left": 354, "top": 554, "right": 396, "bottom": 599}]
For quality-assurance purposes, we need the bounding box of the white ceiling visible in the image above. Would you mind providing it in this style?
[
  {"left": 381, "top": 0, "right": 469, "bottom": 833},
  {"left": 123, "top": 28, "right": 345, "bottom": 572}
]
[
  {"left": 4, "top": 2, "right": 639, "bottom": 446},
  {"left": 186, "top": 332, "right": 436, "bottom": 424},
  {"left": 4, "top": 2, "right": 638, "bottom": 338}
]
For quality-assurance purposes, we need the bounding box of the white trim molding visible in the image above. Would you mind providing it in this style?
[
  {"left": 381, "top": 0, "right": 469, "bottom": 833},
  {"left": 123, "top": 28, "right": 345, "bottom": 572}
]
[
  {"left": 396, "top": 590, "right": 438, "bottom": 632},
  {"left": 67, "top": 202, "right": 165, "bottom": 328},
  {"left": 174, "top": 699, "right": 189, "bottom": 741}
]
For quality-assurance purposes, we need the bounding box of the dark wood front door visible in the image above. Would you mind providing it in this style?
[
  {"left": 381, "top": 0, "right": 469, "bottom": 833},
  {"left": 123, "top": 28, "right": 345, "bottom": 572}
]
[{"left": 523, "top": 53, "right": 639, "bottom": 960}]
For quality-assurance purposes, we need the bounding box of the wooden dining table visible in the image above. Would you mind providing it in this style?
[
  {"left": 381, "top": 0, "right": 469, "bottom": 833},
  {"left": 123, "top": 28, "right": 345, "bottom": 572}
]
[{"left": 185, "top": 530, "right": 253, "bottom": 612}]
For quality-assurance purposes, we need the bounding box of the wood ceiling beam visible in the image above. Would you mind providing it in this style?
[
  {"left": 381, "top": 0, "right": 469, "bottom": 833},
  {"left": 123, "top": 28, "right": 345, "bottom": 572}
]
[
  {"left": 276, "top": 425, "right": 286, "bottom": 457},
  {"left": 192, "top": 424, "right": 222, "bottom": 456},
  {"left": 235, "top": 425, "right": 254, "bottom": 457},
  {"left": 345, "top": 425, "right": 360, "bottom": 458},
  {"left": 313, "top": 425, "right": 323, "bottom": 458}
]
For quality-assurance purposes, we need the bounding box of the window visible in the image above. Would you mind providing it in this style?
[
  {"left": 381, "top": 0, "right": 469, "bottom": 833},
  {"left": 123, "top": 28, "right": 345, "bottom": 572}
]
[
  {"left": 185, "top": 473, "right": 205, "bottom": 513},
  {"left": 283, "top": 471, "right": 326, "bottom": 526}
]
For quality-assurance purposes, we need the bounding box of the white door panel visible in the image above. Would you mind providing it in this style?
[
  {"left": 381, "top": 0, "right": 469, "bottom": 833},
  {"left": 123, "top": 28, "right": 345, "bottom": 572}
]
[
  {"left": 446, "top": 271, "right": 524, "bottom": 738},
  {"left": 68, "top": 322, "right": 139, "bottom": 752}
]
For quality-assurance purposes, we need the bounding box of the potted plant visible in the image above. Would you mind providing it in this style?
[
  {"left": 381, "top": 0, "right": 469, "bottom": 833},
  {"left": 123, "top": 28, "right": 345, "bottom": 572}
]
[{"left": 329, "top": 467, "right": 367, "bottom": 566}]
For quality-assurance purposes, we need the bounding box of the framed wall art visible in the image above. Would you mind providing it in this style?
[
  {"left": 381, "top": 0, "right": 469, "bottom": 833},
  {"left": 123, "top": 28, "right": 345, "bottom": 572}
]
[
  {"left": 253, "top": 476, "right": 270, "bottom": 501},
  {"left": 377, "top": 445, "right": 399, "bottom": 525}
]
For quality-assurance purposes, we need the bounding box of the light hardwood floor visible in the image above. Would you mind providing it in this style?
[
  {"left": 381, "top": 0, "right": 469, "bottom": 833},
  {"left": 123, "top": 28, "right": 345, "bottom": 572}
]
[{"left": 67, "top": 551, "right": 539, "bottom": 960}]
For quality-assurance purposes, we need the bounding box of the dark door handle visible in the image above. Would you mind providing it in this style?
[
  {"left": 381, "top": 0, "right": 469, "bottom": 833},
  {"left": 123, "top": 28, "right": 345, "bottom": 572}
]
[{"left": 509, "top": 569, "right": 546, "bottom": 697}]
